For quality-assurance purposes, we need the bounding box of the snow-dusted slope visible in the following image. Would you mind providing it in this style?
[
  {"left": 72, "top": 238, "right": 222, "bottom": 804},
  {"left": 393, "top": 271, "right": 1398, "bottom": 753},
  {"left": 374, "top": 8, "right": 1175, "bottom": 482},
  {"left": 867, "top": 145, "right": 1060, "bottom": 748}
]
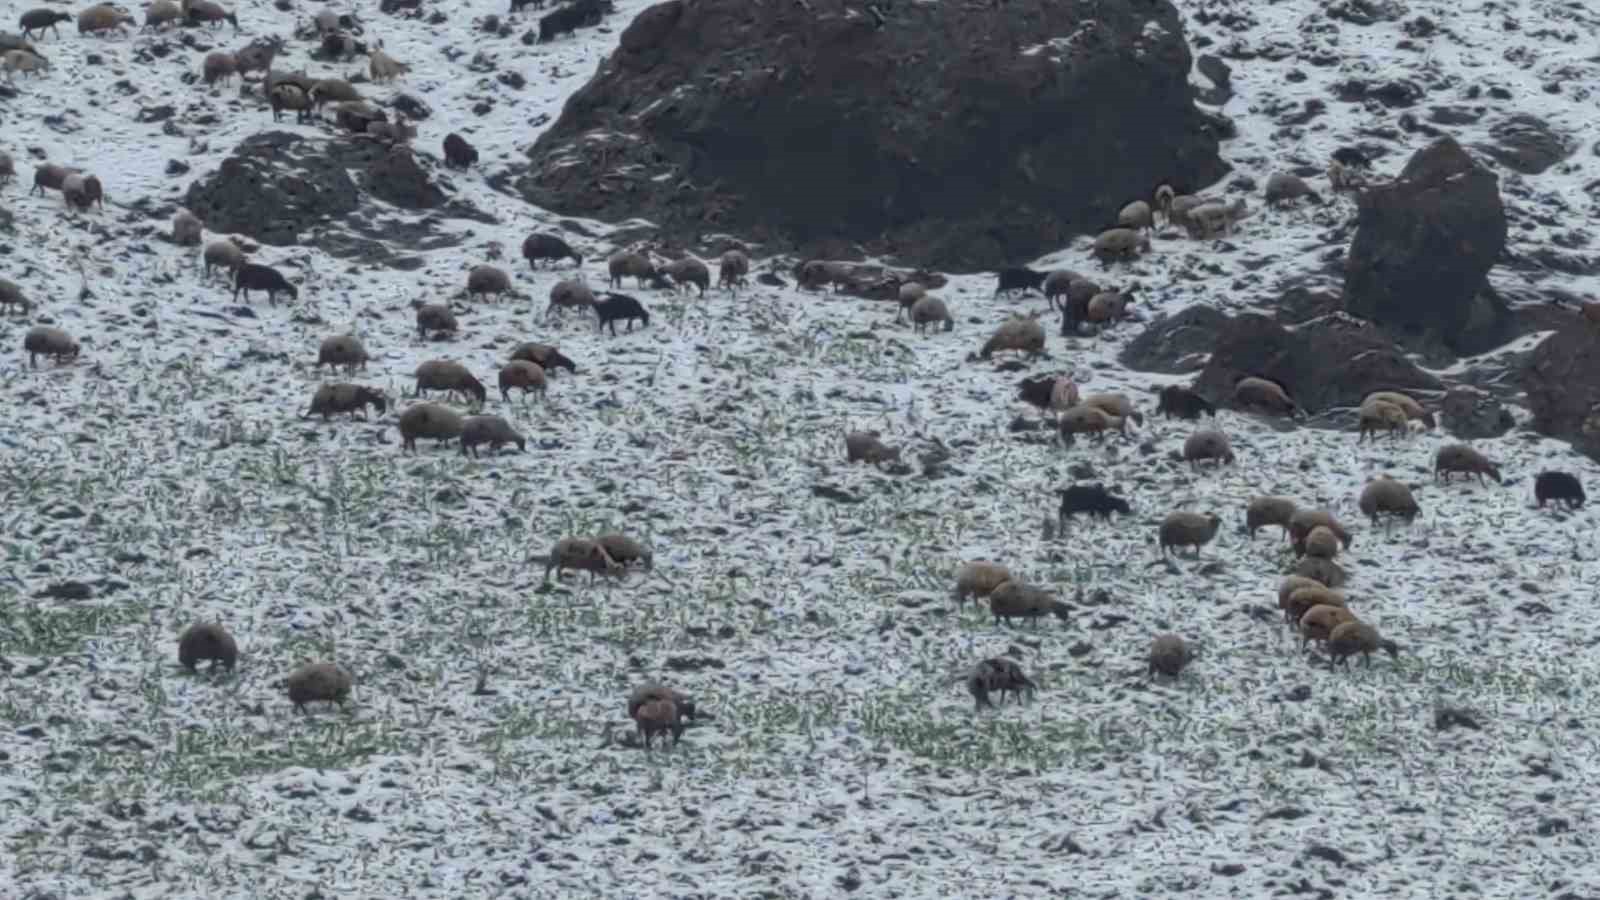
[{"left": 3, "top": 0, "right": 1600, "bottom": 896}]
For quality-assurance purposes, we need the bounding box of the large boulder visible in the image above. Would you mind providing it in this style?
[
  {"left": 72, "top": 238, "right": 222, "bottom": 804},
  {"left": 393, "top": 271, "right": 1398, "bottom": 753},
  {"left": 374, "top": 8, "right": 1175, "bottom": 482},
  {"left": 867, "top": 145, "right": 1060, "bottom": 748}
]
[
  {"left": 516, "top": 0, "right": 1227, "bottom": 271},
  {"left": 1522, "top": 327, "right": 1600, "bottom": 460},
  {"left": 1343, "top": 136, "right": 1510, "bottom": 355},
  {"left": 185, "top": 132, "right": 361, "bottom": 247}
]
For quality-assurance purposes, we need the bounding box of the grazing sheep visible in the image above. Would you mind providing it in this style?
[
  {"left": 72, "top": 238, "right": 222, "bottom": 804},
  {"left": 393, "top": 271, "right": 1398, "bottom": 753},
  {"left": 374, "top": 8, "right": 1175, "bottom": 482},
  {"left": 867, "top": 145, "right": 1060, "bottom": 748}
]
[
  {"left": 607, "top": 251, "right": 657, "bottom": 289},
  {"left": 202, "top": 239, "right": 244, "bottom": 279},
  {"left": 442, "top": 133, "right": 479, "bottom": 169},
  {"left": 633, "top": 697, "right": 683, "bottom": 750},
  {"left": 1358, "top": 398, "right": 1408, "bottom": 443},
  {"left": 368, "top": 46, "right": 409, "bottom": 82},
  {"left": 0, "top": 150, "right": 12, "bottom": 184},
  {"left": 1282, "top": 585, "right": 1347, "bottom": 630},
  {"left": 1157, "top": 186, "right": 1208, "bottom": 231},
  {"left": 988, "top": 580, "right": 1070, "bottom": 628},
  {"left": 414, "top": 303, "right": 458, "bottom": 340},
  {"left": 1082, "top": 392, "right": 1143, "bottom": 427},
  {"left": 1298, "top": 605, "right": 1358, "bottom": 652},
  {"left": 908, "top": 296, "right": 954, "bottom": 334},
  {"left": 177, "top": 622, "right": 237, "bottom": 672},
  {"left": 315, "top": 335, "right": 370, "bottom": 374},
  {"left": 717, "top": 249, "right": 749, "bottom": 291},
  {"left": 976, "top": 316, "right": 1046, "bottom": 361},
  {"left": 1434, "top": 443, "right": 1502, "bottom": 485},
  {"left": 396, "top": 402, "right": 464, "bottom": 453},
  {"left": 331, "top": 99, "right": 385, "bottom": 134},
  {"left": 661, "top": 257, "right": 710, "bottom": 297},
  {"left": 1277, "top": 577, "right": 1331, "bottom": 621},
  {"left": 61, "top": 173, "right": 103, "bottom": 211},
  {"left": 1184, "top": 198, "right": 1250, "bottom": 239},
  {"left": 30, "top": 163, "right": 77, "bottom": 196},
  {"left": 1056, "top": 404, "right": 1124, "bottom": 444},
  {"left": 543, "top": 537, "right": 623, "bottom": 584},
  {"left": 460, "top": 415, "right": 526, "bottom": 457},
  {"left": 1086, "top": 291, "right": 1136, "bottom": 325},
  {"left": 233, "top": 37, "right": 280, "bottom": 79},
  {"left": 796, "top": 259, "right": 858, "bottom": 293},
  {"left": 1264, "top": 172, "right": 1321, "bottom": 207},
  {"left": 23, "top": 326, "right": 78, "bottom": 367},
  {"left": 201, "top": 51, "right": 237, "bottom": 86},
  {"left": 414, "top": 360, "right": 488, "bottom": 404},
  {"left": 967, "top": 658, "right": 1037, "bottom": 710},
  {"left": 1092, "top": 228, "right": 1150, "bottom": 264},
  {"left": 1055, "top": 484, "right": 1130, "bottom": 528},
  {"left": 1147, "top": 633, "right": 1193, "bottom": 678},
  {"left": 1535, "top": 471, "right": 1585, "bottom": 510},
  {"left": 1157, "top": 385, "right": 1216, "bottom": 420},
  {"left": 627, "top": 683, "right": 696, "bottom": 723},
  {"left": 498, "top": 360, "right": 547, "bottom": 402},
  {"left": 1182, "top": 428, "right": 1235, "bottom": 468},
  {"left": 545, "top": 279, "right": 597, "bottom": 320},
  {"left": 1363, "top": 391, "right": 1434, "bottom": 428},
  {"left": 594, "top": 533, "right": 653, "bottom": 572},
  {"left": 508, "top": 343, "right": 574, "bottom": 379},
  {"left": 993, "top": 266, "right": 1047, "bottom": 298},
  {"left": 20, "top": 8, "right": 72, "bottom": 39},
  {"left": 1247, "top": 496, "right": 1298, "bottom": 540},
  {"left": 172, "top": 209, "right": 202, "bottom": 246},
  {"left": 1326, "top": 621, "right": 1399, "bottom": 668},
  {"left": 308, "top": 77, "right": 362, "bottom": 110},
  {"left": 1015, "top": 373, "right": 1074, "bottom": 416},
  {"left": 1042, "top": 270, "right": 1091, "bottom": 311},
  {"left": 1233, "top": 376, "right": 1301, "bottom": 419},
  {"left": 0, "top": 48, "right": 48, "bottom": 82},
  {"left": 952, "top": 561, "right": 1013, "bottom": 608},
  {"left": 319, "top": 31, "right": 366, "bottom": 61},
  {"left": 893, "top": 281, "right": 927, "bottom": 321},
  {"left": 1292, "top": 555, "right": 1347, "bottom": 588},
  {"left": 0, "top": 278, "right": 28, "bottom": 315},
  {"left": 1358, "top": 476, "right": 1420, "bottom": 529},
  {"left": 270, "top": 82, "right": 315, "bottom": 123},
  {"left": 1303, "top": 525, "right": 1340, "bottom": 560},
  {"left": 77, "top": 4, "right": 135, "bottom": 35},
  {"left": 184, "top": 0, "right": 237, "bottom": 31},
  {"left": 466, "top": 265, "right": 512, "bottom": 302},
  {"left": 233, "top": 262, "right": 298, "bottom": 305},
  {"left": 303, "top": 383, "right": 386, "bottom": 421},
  {"left": 285, "top": 662, "right": 352, "bottom": 713},
  {"left": 522, "top": 233, "right": 583, "bottom": 268},
  {"left": 844, "top": 431, "right": 900, "bottom": 465},
  {"left": 1158, "top": 511, "right": 1222, "bottom": 558},
  {"left": 1118, "top": 199, "right": 1155, "bottom": 233},
  {"left": 1288, "top": 509, "right": 1352, "bottom": 555},
  {"left": 595, "top": 292, "right": 650, "bottom": 336}
]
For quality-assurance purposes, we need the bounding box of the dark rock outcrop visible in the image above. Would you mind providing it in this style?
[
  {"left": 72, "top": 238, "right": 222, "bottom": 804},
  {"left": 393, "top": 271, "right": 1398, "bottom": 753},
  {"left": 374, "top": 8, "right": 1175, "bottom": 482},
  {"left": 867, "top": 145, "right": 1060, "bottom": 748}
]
[
  {"left": 1440, "top": 385, "right": 1513, "bottom": 440},
  {"left": 515, "top": 0, "right": 1227, "bottom": 271},
  {"left": 364, "top": 147, "right": 445, "bottom": 209},
  {"left": 1522, "top": 327, "right": 1600, "bottom": 460},
  {"left": 1119, "top": 305, "right": 1230, "bottom": 374},
  {"left": 185, "top": 132, "right": 361, "bottom": 246},
  {"left": 1343, "top": 136, "right": 1510, "bottom": 355}
]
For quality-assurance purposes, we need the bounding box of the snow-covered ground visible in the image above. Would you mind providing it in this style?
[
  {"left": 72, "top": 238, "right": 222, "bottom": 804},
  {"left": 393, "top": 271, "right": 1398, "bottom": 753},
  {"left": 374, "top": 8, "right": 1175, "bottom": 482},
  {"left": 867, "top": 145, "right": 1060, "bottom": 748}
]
[{"left": 4, "top": 0, "right": 1600, "bottom": 895}]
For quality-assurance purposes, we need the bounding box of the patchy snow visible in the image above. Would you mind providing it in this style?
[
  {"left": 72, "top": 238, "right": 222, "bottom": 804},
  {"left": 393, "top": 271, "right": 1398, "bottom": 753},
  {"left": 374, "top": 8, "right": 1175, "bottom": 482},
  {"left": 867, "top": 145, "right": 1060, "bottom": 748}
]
[{"left": 3, "top": 0, "right": 1600, "bottom": 896}]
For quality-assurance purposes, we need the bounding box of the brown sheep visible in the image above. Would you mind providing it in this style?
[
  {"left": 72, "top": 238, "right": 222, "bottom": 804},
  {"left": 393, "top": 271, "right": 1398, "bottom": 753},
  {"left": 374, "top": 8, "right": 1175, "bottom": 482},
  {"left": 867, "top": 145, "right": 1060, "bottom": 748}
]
[
  {"left": 61, "top": 173, "right": 104, "bottom": 211},
  {"left": 1358, "top": 476, "right": 1421, "bottom": 530},
  {"left": 285, "top": 662, "right": 352, "bottom": 713},
  {"left": 951, "top": 561, "right": 1012, "bottom": 608},
  {"left": 717, "top": 249, "right": 750, "bottom": 291},
  {"left": 545, "top": 279, "right": 597, "bottom": 319},
  {"left": 309, "top": 77, "right": 362, "bottom": 110},
  {"left": 1148, "top": 633, "right": 1193, "bottom": 678},
  {"left": 1158, "top": 511, "right": 1222, "bottom": 558},
  {"left": 414, "top": 360, "right": 488, "bottom": 404},
  {"left": 77, "top": 4, "right": 135, "bottom": 35},
  {"left": 987, "top": 580, "right": 1070, "bottom": 628},
  {"left": 1247, "top": 496, "right": 1297, "bottom": 540},
  {"left": 368, "top": 46, "right": 410, "bottom": 82},
  {"left": 1303, "top": 525, "right": 1340, "bottom": 560},
  {"left": 509, "top": 342, "right": 576, "bottom": 376},
  {"left": 1292, "top": 555, "right": 1347, "bottom": 588},
  {"left": 416, "top": 303, "right": 458, "bottom": 340},
  {"left": 1326, "top": 621, "right": 1399, "bottom": 668},
  {"left": 633, "top": 697, "right": 683, "bottom": 750},
  {"left": 627, "top": 683, "right": 698, "bottom": 723},
  {"left": 1057, "top": 404, "right": 1125, "bottom": 445},
  {"left": 967, "top": 657, "right": 1037, "bottom": 709},
  {"left": 607, "top": 251, "right": 657, "bottom": 289},
  {"left": 0, "top": 151, "right": 13, "bottom": 184},
  {"left": 0, "top": 277, "right": 28, "bottom": 315},
  {"left": 1357, "top": 398, "right": 1408, "bottom": 443},
  {"left": 662, "top": 257, "right": 710, "bottom": 296},
  {"left": 844, "top": 431, "right": 900, "bottom": 465},
  {"left": 1081, "top": 392, "right": 1144, "bottom": 426},
  {"left": 23, "top": 325, "right": 78, "bottom": 367},
  {"left": 1282, "top": 583, "right": 1346, "bottom": 629},
  {"left": 594, "top": 533, "right": 653, "bottom": 572},
  {"left": 1182, "top": 428, "right": 1235, "bottom": 468},
  {"left": 177, "top": 622, "right": 237, "bottom": 672},
  {"left": 460, "top": 415, "right": 526, "bottom": 457},
  {"left": 1091, "top": 227, "right": 1150, "bottom": 264},
  {"left": 543, "top": 537, "right": 624, "bottom": 584},
  {"left": 1288, "top": 509, "right": 1352, "bottom": 555},
  {"left": 303, "top": 383, "right": 387, "bottom": 421},
  {"left": 143, "top": 0, "right": 185, "bottom": 29},
  {"left": 1085, "top": 291, "right": 1135, "bottom": 325},
  {"left": 183, "top": 0, "right": 238, "bottom": 31},
  {"left": 1117, "top": 200, "right": 1154, "bottom": 233},
  {"left": 201, "top": 51, "right": 237, "bottom": 86},
  {"left": 1298, "top": 604, "right": 1358, "bottom": 652},
  {"left": 30, "top": 163, "right": 78, "bottom": 196},
  {"left": 316, "top": 335, "right": 370, "bottom": 374},
  {"left": 466, "top": 265, "right": 513, "bottom": 302},
  {"left": 2, "top": 49, "right": 51, "bottom": 82},
  {"left": 397, "top": 402, "right": 464, "bottom": 453},
  {"left": 975, "top": 316, "right": 1046, "bottom": 361},
  {"left": 1363, "top": 390, "right": 1434, "bottom": 428},
  {"left": 1276, "top": 574, "right": 1325, "bottom": 613},
  {"left": 498, "top": 360, "right": 547, "bottom": 402},
  {"left": 1434, "top": 444, "right": 1502, "bottom": 485},
  {"left": 1233, "top": 376, "right": 1301, "bottom": 419}
]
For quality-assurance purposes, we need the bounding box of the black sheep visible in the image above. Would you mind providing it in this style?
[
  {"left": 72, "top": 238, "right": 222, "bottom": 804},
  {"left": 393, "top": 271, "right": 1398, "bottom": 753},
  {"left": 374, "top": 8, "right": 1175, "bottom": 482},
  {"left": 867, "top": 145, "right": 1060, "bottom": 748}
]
[
  {"left": 1055, "top": 484, "right": 1131, "bottom": 529},
  {"left": 442, "top": 133, "right": 479, "bottom": 169},
  {"left": 596, "top": 293, "right": 650, "bottom": 336},
  {"left": 1156, "top": 385, "right": 1216, "bottom": 420},
  {"left": 509, "top": 0, "right": 544, "bottom": 11},
  {"left": 522, "top": 233, "right": 582, "bottom": 268},
  {"left": 1017, "top": 373, "right": 1065, "bottom": 411},
  {"left": 1535, "top": 471, "right": 1586, "bottom": 510},
  {"left": 993, "top": 266, "right": 1046, "bottom": 299},
  {"left": 20, "top": 8, "right": 72, "bottom": 39},
  {"left": 538, "top": 0, "right": 609, "bottom": 41},
  {"left": 233, "top": 263, "right": 298, "bottom": 305}
]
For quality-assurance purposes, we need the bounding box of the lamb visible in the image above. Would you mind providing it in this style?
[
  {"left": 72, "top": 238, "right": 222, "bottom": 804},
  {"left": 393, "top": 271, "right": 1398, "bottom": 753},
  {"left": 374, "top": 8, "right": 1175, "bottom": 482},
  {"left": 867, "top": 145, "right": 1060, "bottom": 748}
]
[
  {"left": 1303, "top": 525, "right": 1340, "bottom": 560},
  {"left": 1434, "top": 443, "right": 1502, "bottom": 485},
  {"left": 30, "top": 163, "right": 76, "bottom": 195},
  {"left": 0, "top": 278, "right": 28, "bottom": 315},
  {"left": 315, "top": 335, "right": 370, "bottom": 374},
  {"left": 77, "top": 4, "right": 135, "bottom": 35},
  {"left": 177, "top": 622, "right": 238, "bottom": 672},
  {"left": 545, "top": 279, "right": 597, "bottom": 319},
  {"left": 661, "top": 257, "right": 710, "bottom": 297},
  {"left": 523, "top": 233, "right": 583, "bottom": 269},
  {"left": 397, "top": 402, "right": 464, "bottom": 453},
  {"left": 1264, "top": 172, "right": 1321, "bottom": 207},
  {"left": 1055, "top": 484, "right": 1130, "bottom": 528},
  {"left": 20, "top": 8, "right": 72, "bottom": 39},
  {"left": 1184, "top": 198, "right": 1250, "bottom": 239},
  {"left": 1535, "top": 471, "right": 1585, "bottom": 510},
  {"left": 303, "top": 383, "right": 386, "bottom": 420},
  {"left": 976, "top": 316, "right": 1046, "bottom": 361},
  {"left": 1298, "top": 604, "right": 1358, "bottom": 652},
  {"left": 908, "top": 296, "right": 954, "bottom": 334},
  {"left": 633, "top": 697, "right": 684, "bottom": 750},
  {"left": 23, "top": 326, "right": 78, "bottom": 367},
  {"left": 1086, "top": 291, "right": 1135, "bottom": 325},
  {"left": 844, "top": 431, "right": 900, "bottom": 465},
  {"left": 1232, "top": 376, "right": 1301, "bottom": 419},
  {"left": 202, "top": 239, "right": 244, "bottom": 279},
  {"left": 543, "top": 537, "right": 624, "bottom": 584},
  {"left": 1247, "top": 496, "right": 1298, "bottom": 540},
  {"left": 1118, "top": 199, "right": 1155, "bottom": 233},
  {"left": 607, "top": 251, "right": 657, "bottom": 289},
  {"left": 1157, "top": 385, "right": 1216, "bottom": 420},
  {"left": 233, "top": 263, "right": 298, "bottom": 305},
  {"left": 61, "top": 173, "right": 104, "bottom": 211},
  {"left": 2, "top": 49, "right": 51, "bottom": 81},
  {"left": 270, "top": 82, "right": 315, "bottom": 123},
  {"left": 466, "top": 265, "right": 513, "bottom": 302},
  {"left": 1357, "top": 398, "right": 1408, "bottom": 443},
  {"left": 285, "top": 662, "right": 352, "bottom": 713},
  {"left": 967, "top": 658, "right": 1037, "bottom": 710},
  {"left": 1288, "top": 509, "right": 1352, "bottom": 555},
  {"left": 952, "top": 561, "right": 1013, "bottom": 608},
  {"left": 594, "top": 533, "right": 653, "bottom": 572},
  {"left": 1147, "top": 633, "right": 1193, "bottom": 678},
  {"left": 172, "top": 209, "right": 202, "bottom": 246},
  {"left": 1358, "top": 476, "right": 1421, "bottom": 529},
  {"left": 993, "top": 266, "right": 1046, "bottom": 298},
  {"left": 1292, "top": 556, "right": 1347, "bottom": 588},
  {"left": 1091, "top": 227, "right": 1150, "bottom": 264},
  {"left": 1182, "top": 428, "right": 1235, "bottom": 468},
  {"left": 498, "top": 360, "right": 547, "bottom": 402},
  {"left": 1326, "top": 621, "right": 1399, "bottom": 668},
  {"left": 201, "top": 51, "right": 237, "bottom": 86},
  {"left": 595, "top": 293, "right": 650, "bottom": 335},
  {"left": 1363, "top": 391, "right": 1434, "bottom": 428},
  {"left": 987, "top": 580, "right": 1070, "bottom": 628},
  {"left": 1158, "top": 511, "right": 1222, "bottom": 558},
  {"left": 368, "top": 47, "right": 410, "bottom": 82},
  {"left": 717, "top": 249, "right": 749, "bottom": 291},
  {"left": 414, "top": 360, "right": 488, "bottom": 404},
  {"left": 1081, "top": 392, "right": 1143, "bottom": 427},
  {"left": 509, "top": 342, "right": 576, "bottom": 376},
  {"left": 415, "top": 303, "right": 458, "bottom": 340},
  {"left": 442, "top": 133, "right": 479, "bottom": 169},
  {"left": 460, "top": 415, "right": 526, "bottom": 457},
  {"left": 1056, "top": 404, "right": 1124, "bottom": 444},
  {"left": 183, "top": 0, "right": 237, "bottom": 31}
]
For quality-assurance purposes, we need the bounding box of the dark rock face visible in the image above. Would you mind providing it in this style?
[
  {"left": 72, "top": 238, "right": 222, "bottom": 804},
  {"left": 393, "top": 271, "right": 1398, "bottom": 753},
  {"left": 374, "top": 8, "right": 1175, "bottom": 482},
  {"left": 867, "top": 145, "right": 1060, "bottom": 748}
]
[
  {"left": 185, "top": 132, "right": 361, "bottom": 246},
  {"left": 1343, "top": 136, "right": 1510, "bottom": 355},
  {"left": 363, "top": 147, "right": 445, "bottom": 210},
  {"left": 1119, "top": 305, "right": 1230, "bottom": 374},
  {"left": 1522, "top": 328, "right": 1600, "bottom": 460},
  {"left": 516, "top": 0, "right": 1227, "bottom": 271},
  {"left": 1441, "top": 385, "right": 1513, "bottom": 440}
]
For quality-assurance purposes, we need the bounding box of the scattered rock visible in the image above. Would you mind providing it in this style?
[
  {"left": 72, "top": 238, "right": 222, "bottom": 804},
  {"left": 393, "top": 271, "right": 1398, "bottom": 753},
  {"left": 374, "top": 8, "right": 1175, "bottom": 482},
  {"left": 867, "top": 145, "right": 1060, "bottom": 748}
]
[
  {"left": 1483, "top": 114, "right": 1570, "bottom": 175},
  {"left": 36, "top": 581, "right": 93, "bottom": 601}
]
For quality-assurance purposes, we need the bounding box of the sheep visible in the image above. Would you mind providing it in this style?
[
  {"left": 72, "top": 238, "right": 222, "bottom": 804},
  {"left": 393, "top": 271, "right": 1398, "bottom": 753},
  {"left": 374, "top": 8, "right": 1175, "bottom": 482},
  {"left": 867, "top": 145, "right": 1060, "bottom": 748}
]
[
  {"left": 1434, "top": 443, "right": 1502, "bottom": 485},
  {"left": 1081, "top": 392, "right": 1143, "bottom": 427},
  {"left": 717, "top": 249, "right": 749, "bottom": 291},
  {"left": 369, "top": 47, "right": 410, "bottom": 82},
  {"left": 1182, "top": 428, "right": 1235, "bottom": 468},
  {"left": 61, "top": 173, "right": 104, "bottom": 211},
  {"left": 1327, "top": 159, "right": 1365, "bottom": 192},
  {"left": 0, "top": 150, "right": 12, "bottom": 184},
  {"left": 523, "top": 233, "right": 583, "bottom": 268},
  {"left": 1049, "top": 376, "right": 1080, "bottom": 412},
  {"left": 545, "top": 279, "right": 597, "bottom": 319},
  {"left": 498, "top": 360, "right": 547, "bottom": 402},
  {"left": 1247, "top": 496, "right": 1297, "bottom": 540},
  {"left": 466, "top": 265, "right": 513, "bottom": 302},
  {"left": 1091, "top": 228, "right": 1150, "bottom": 264},
  {"left": 309, "top": 78, "right": 362, "bottom": 110},
  {"left": 993, "top": 266, "right": 1047, "bottom": 298},
  {"left": 1086, "top": 290, "right": 1136, "bottom": 325},
  {"left": 415, "top": 303, "right": 458, "bottom": 340},
  {"left": 844, "top": 431, "right": 900, "bottom": 465},
  {"left": 1157, "top": 385, "right": 1216, "bottom": 420},
  {"left": 285, "top": 662, "right": 352, "bottom": 713},
  {"left": 303, "top": 383, "right": 386, "bottom": 421},
  {"left": 1278, "top": 579, "right": 1338, "bottom": 625},
  {"left": 1288, "top": 509, "right": 1352, "bottom": 555},
  {"left": 414, "top": 360, "right": 488, "bottom": 404},
  {"left": 1363, "top": 391, "right": 1434, "bottom": 428},
  {"left": 332, "top": 100, "right": 386, "bottom": 133},
  {"left": 627, "top": 683, "right": 696, "bottom": 723},
  {"left": 661, "top": 257, "right": 710, "bottom": 297},
  {"left": 397, "top": 402, "right": 464, "bottom": 453},
  {"left": 967, "top": 658, "right": 1037, "bottom": 710},
  {"left": 1158, "top": 185, "right": 1212, "bottom": 231},
  {"left": 2, "top": 48, "right": 50, "bottom": 81},
  {"left": 233, "top": 37, "right": 281, "bottom": 79},
  {"left": 1535, "top": 471, "right": 1585, "bottom": 510},
  {"left": 1015, "top": 373, "right": 1074, "bottom": 416},
  {"left": 30, "top": 162, "right": 76, "bottom": 195},
  {"left": 202, "top": 239, "right": 244, "bottom": 279},
  {"left": 23, "top": 326, "right": 78, "bottom": 367},
  {"left": 589, "top": 292, "right": 649, "bottom": 336},
  {"left": 510, "top": 0, "right": 547, "bottom": 12},
  {"left": 183, "top": 0, "right": 237, "bottom": 31},
  {"left": 460, "top": 415, "right": 526, "bottom": 457},
  {"left": 794, "top": 259, "right": 856, "bottom": 292},
  {"left": 442, "top": 132, "right": 479, "bottom": 169},
  {"left": 1298, "top": 604, "right": 1358, "bottom": 652},
  {"left": 633, "top": 697, "right": 684, "bottom": 750},
  {"left": 177, "top": 622, "right": 237, "bottom": 673},
  {"left": 201, "top": 51, "right": 237, "bottom": 86},
  {"left": 1185, "top": 198, "right": 1250, "bottom": 239},
  {"left": 1158, "top": 511, "right": 1222, "bottom": 558},
  {"left": 952, "top": 561, "right": 1013, "bottom": 608},
  {"left": 538, "top": 0, "right": 601, "bottom": 42},
  {"left": 1303, "top": 525, "right": 1340, "bottom": 560},
  {"left": 1292, "top": 555, "right": 1348, "bottom": 588},
  {"left": 315, "top": 335, "right": 370, "bottom": 374},
  {"left": 893, "top": 281, "right": 927, "bottom": 321},
  {"left": 987, "top": 580, "right": 1070, "bottom": 628},
  {"left": 1056, "top": 404, "right": 1124, "bottom": 444},
  {"left": 594, "top": 533, "right": 653, "bottom": 572},
  {"left": 20, "top": 8, "right": 72, "bottom": 39},
  {"left": 270, "top": 82, "right": 315, "bottom": 123},
  {"left": 172, "top": 209, "right": 202, "bottom": 246},
  {"left": 543, "top": 537, "right": 624, "bottom": 584},
  {"left": 1358, "top": 476, "right": 1421, "bottom": 530},
  {"left": 0, "top": 278, "right": 28, "bottom": 315},
  {"left": 976, "top": 316, "right": 1046, "bottom": 361},
  {"left": 77, "top": 4, "right": 134, "bottom": 35},
  {"left": 364, "top": 118, "right": 417, "bottom": 145},
  {"left": 1326, "top": 621, "right": 1399, "bottom": 668},
  {"left": 233, "top": 262, "right": 298, "bottom": 305},
  {"left": 1041, "top": 270, "right": 1090, "bottom": 311},
  {"left": 1147, "top": 633, "right": 1193, "bottom": 678},
  {"left": 606, "top": 251, "right": 657, "bottom": 289},
  {"left": 908, "top": 296, "right": 954, "bottom": 335},
  {"left": 319, "top": 31, "right": 366, "bottom": 61},
  {"left": 508, "top": 343, "right": 575, "bottom": 377},
  {"left": 1357, "top": 398, "right": 1408, "bottom": 443},
  {"left": 1264, "top": 172, "right": 1321, "bottom": 207},
  {"left": 1118, "top": 199, "right": 1155, "bottom": 233},
  {"left": 1056, "top": 484, "right": 1130, "bottom": 528},
  {"left": 1233, "top": 376, "right": 1301, "bottom": 419}
]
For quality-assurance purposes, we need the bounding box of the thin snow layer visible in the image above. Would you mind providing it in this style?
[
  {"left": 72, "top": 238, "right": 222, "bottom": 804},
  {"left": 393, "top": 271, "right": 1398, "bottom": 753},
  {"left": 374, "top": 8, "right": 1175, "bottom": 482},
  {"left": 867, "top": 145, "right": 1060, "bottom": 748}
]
[{"left": 2, "top": 0, "right": 1600, "bottom": 896}]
